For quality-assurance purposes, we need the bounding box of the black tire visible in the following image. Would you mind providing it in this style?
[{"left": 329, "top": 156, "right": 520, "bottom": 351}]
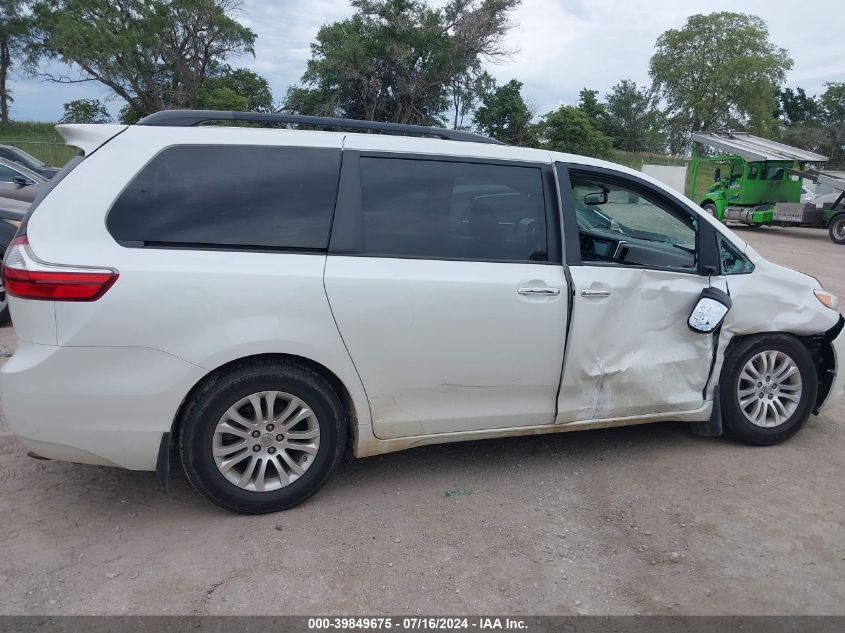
[
  {"left": 702, "top": 202, "right": 717, "bottom": 217},
  {"left": 179, "top": 359, "right": 346, "bottom": 514},
  {"left": 720, "top": 334, "right": 817, "bottom": 446},
  {"left": 829, "top": 214, "right": 845, "bottom": 245}
]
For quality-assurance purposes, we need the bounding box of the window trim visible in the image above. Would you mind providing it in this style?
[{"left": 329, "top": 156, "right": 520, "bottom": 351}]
[
  {"left": 328, "top": 151, "right": 562, "bottom": 265},
  {"left": 717, "top": 234, "right": 755, "bottom": 275},
  {"left": 556, "top": 163, "right": 720, "bottom": 276},
  {"left": 105, "top": 143, "right": 343, "bottom": 253}
]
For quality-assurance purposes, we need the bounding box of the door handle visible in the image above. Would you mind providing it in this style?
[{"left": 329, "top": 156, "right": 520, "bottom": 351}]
[
  {"left": 581, "top": 289, "right": 611, "bottom": 298},
  {"left": 518, "top": 287, "right": 560, "bottom": 296}
]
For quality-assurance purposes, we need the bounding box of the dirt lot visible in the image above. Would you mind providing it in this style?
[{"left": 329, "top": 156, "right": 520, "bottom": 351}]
[{"left": 0, "top": 226, "right": 843, "bottom": 616}]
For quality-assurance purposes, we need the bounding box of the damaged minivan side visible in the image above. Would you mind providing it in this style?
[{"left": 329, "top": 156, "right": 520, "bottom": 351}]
[{"left": 1, "top": 111, "right": 843, "bottom": 514}]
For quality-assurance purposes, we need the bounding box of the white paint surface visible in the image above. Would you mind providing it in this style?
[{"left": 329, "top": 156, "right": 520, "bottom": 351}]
[{"left": 642, "top": 164, "right": 689, "bottom": 196}]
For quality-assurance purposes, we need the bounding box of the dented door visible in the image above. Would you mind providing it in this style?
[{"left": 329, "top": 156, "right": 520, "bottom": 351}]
[
  {"left": 555, "top": 164, "right": 724, "bottom": 423},
  {"left": 556, "top": 267, "right": 716, "bottom": 422}
]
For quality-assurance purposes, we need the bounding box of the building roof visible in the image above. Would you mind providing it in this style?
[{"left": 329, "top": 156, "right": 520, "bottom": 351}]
[{"left": 691, "top": 131, "right": 828, "bottom": 163}]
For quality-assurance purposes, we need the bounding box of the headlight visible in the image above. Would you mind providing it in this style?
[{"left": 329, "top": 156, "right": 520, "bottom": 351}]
[{"left": 814, "top": 289, "right": 839, "bottom": 310}]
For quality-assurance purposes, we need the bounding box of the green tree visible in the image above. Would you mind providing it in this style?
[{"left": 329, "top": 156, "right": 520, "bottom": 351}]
[
  {"left": 649, "top": 12, "right": 792, "bottom": 151},
  {"left": 539, "top": 105, "right": 613, "bottom": 159},
  {"left": 118, "top": 104, "right": 142, "bottom": 125},
  {"left": 818, "top": 82, "right": 845, "bottom": 166},
  {"left": 59, "top": 98, "right": 112, "bottom": 123},
  {"left": 196, "top": 67, "right": 273, "bottom": 112},
  {"left": 577, "top": 88, "right": 606, "bottom": 130},
  {"left": 776, "top": 87, "right": 819, "bottom": 125},
  {"left": 29, "top": 0, "right": 256, "bottom": 120},
  {"left": 602, "top": 79, "right": 666, "bottom": 153},
  {"left": 0, "top": 0, "right": 30, "bottom": 128},
  {"left": 473, "top": 78, "right": 537, "bottom": 146},
  {"left": 449, "top": 70, "right": 494, "bottom": 130},
  {"left": 781, "top": 122, "right": 828, "bottom": 157},
  {"left": 779, "top": 83, "right": 845, "bottom": 167},
  {"left": 285, "top": 0, "right": 520, "bottom": 125}
]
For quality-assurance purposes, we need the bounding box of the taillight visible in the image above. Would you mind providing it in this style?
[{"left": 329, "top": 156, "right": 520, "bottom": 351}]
[{"left": 2, "top": 236, "right": 118, "bottom": 301}]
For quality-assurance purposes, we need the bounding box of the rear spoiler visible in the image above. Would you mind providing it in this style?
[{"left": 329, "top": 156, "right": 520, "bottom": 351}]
[{"left": 55, "top": 124, "right": 127, "bottom": 156}]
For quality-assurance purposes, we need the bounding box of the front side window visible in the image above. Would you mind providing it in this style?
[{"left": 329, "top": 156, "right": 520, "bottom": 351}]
[
  {"left": 718, "top": 235, "right": 754, "bottom": 274},
  {"left": 358, "top": 157, "right": 548, "bottom": 263},
  {"left": 107, "top": 145, "right": 342, "bottom": 250},
  {"left": 568, "top": 172, "right": 698, "bottom": 270}
]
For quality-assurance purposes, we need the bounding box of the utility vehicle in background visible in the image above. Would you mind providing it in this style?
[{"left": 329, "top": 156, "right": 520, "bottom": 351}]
[{"left": 688, "top": 131, "right": 845, "bottom": 245}]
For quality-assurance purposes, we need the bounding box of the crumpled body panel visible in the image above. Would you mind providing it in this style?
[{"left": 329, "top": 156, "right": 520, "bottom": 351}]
[
  {"left": 557, "top": 266, "right": 718, "bottom": 423},
  {"left": 704, "top": 246, "right": 841, "bottom": 398}
]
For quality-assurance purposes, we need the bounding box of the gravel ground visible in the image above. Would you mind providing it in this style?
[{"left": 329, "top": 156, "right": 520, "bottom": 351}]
[{"left": 0, "top": 226, "right": 843, "bottom": 616}]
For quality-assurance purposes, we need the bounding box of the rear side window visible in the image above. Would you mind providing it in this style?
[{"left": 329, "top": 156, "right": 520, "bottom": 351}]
[
  {"left": 358, "top": 157, "right": 547, "bottom": 263},
  {"left": 107, "top": 145, "right": 341, "bottom": 250}
]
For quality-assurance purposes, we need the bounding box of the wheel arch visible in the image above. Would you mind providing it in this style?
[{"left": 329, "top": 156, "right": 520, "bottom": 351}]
[
  {"left": 169, "top": 353, "right": 359, "bottom": 448},
  {"left": 722, "top": 326, "right": 839, "bottom": 414}
]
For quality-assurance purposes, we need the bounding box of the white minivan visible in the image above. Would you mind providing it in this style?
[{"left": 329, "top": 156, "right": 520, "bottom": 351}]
[{"left": 1, "top": 111, "right": 843, "bottom": 514}]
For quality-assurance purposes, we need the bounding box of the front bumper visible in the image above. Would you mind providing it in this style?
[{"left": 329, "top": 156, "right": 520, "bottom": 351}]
[
  {"left": 818, "top": 316, "right": 845, "bottom": 415},
  {"left": 0, "top": 341, "right": 206, "bottom": 470}
]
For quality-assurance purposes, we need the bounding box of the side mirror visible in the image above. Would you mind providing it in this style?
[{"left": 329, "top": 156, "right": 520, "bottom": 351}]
[
  {"left": 688, "top": 287, "right": 732, "bottom": 334},
  {"left": 12, "top": 176, "right": 29, "bottom": 186},
  {"left": 713, "top": 168, "right": 721, "bottom": 182},
  {"left": 584, "top": 192, "right": 608, "bottom": 206}
]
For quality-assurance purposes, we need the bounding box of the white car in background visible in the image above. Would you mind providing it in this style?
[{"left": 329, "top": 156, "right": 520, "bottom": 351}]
[{"left": 1, "top": 111, "right": 843, "bottom": 514}]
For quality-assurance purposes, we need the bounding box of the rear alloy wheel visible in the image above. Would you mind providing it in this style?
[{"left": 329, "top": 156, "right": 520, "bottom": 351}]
[
  {"left": 180, "top": 360, "right": 346, "bottom": 514},
  {"left": 829, "top": 214, "right": 845, "bottom": 245},
  {"left": 212, "top": 391, "right": 321, "bottom": 492},
  {"left": 720, "top": 335, "right": 817, "bottom": 445}
]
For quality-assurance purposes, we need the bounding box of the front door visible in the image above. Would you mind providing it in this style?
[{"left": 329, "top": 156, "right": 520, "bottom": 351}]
[
  {"left": 324, "top": 152, "right": 568, "bottom": 439},
  {"left": 555, "top": 165, "right": 725, "bottom": 423}
]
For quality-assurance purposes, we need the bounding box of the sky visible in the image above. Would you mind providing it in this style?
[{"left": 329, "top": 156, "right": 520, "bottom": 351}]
[{"left": 8, "top": 0, "right": 845, "bottom": 122}]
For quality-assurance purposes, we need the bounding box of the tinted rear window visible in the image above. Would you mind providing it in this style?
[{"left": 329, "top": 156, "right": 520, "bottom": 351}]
[
  {"left": 358, "top": 157, "right": 547, "bottom": 262},
  {"left": 107, "top": 145, "right": 341, "bottom": 250}
]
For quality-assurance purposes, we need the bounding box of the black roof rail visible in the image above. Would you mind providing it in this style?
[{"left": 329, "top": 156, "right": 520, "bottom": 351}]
[{"left": 136, "top": 110, "right": 504, "bottom": 145}]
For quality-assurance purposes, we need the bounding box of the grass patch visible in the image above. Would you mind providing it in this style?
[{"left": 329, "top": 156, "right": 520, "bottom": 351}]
[{"left": 0, "top": 121, "right": 78, "bottom": 166}]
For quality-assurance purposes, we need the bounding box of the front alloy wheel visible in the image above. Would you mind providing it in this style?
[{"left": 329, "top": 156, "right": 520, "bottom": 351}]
[
  {"left": 720, "top": 334, "right": 817, "bottom": 445},
  {"left": 736, "top": 351, "right": 803, "bottom": 428}
]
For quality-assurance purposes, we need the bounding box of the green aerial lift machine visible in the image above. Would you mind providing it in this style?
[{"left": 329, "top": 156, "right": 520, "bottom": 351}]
[{"left": 687, "top": 131, "right": 845, "bottom": 244}]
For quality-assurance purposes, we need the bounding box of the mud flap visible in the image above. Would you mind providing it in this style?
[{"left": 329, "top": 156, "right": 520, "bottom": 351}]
[
  {"left": 691, "top": 387, "right": 723, "bottom": 437},
  {"left": 155, "top": 432, "right": 171, "bottom": 492}
]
